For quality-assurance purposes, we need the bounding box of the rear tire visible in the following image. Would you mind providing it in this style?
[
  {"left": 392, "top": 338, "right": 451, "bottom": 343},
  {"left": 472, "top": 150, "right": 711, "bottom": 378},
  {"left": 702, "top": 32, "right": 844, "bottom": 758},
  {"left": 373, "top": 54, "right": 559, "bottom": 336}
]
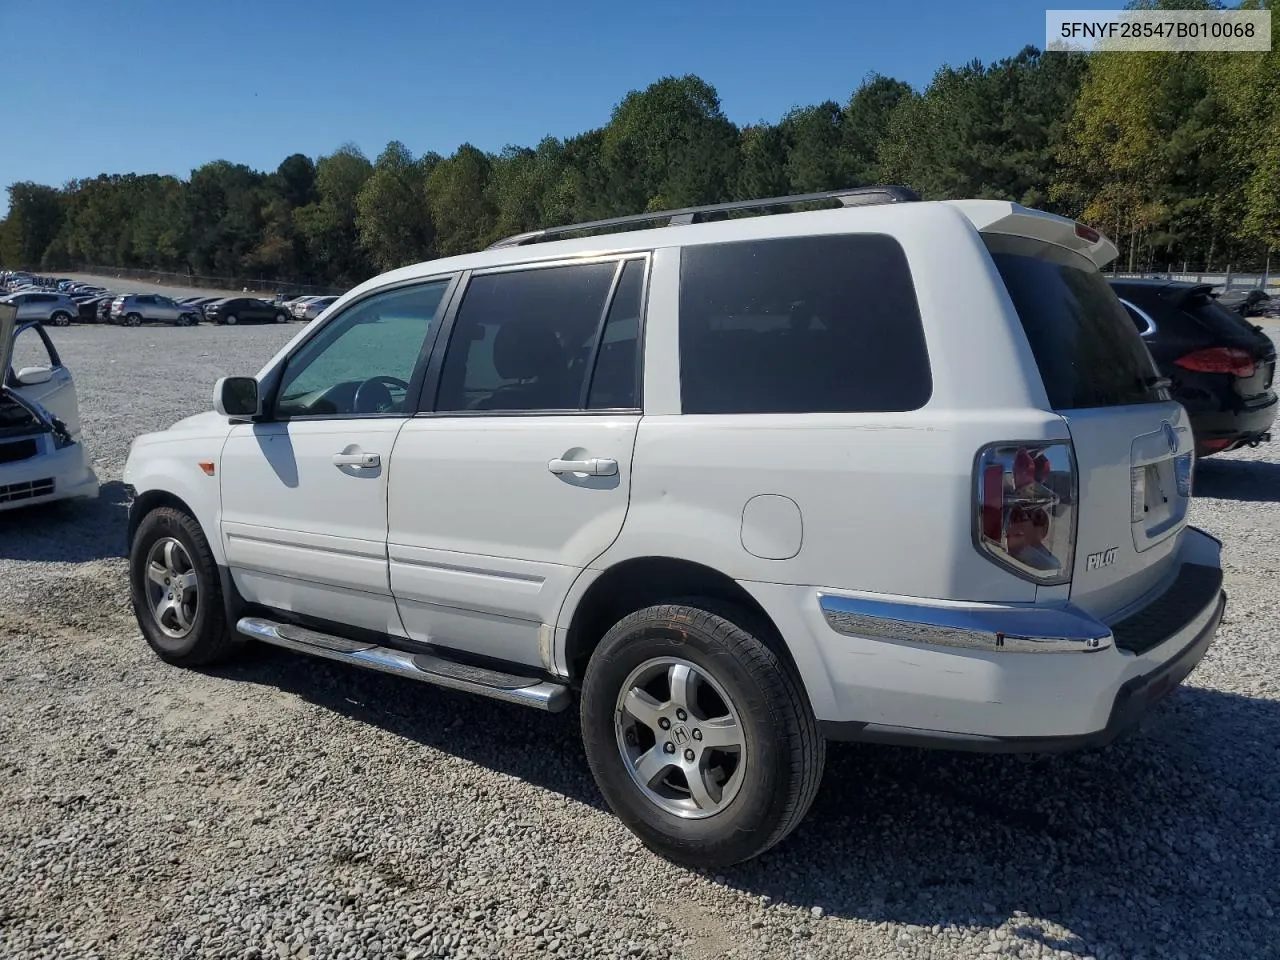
[
  {"left": 129, "top": 507, "right": 239, "bottom": 667},
  {"left": 124, "top": 312, "right": 142, "bottom": 327},
  {"left": 224, "top": 314, "right": 238, "bottom": 326},
  {"left": 50, "top": 311, "right": 71, "bottom": 327},
  {"left": 580, "top": 601, "right": 824, "bottom": 868}
]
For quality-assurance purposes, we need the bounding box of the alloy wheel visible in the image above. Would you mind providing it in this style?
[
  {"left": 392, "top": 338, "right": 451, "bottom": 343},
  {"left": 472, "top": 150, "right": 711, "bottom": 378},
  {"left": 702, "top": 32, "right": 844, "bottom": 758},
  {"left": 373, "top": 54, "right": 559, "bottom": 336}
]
[
  {"left": 614, "top": 656, "right": 747, "bottom": 819},
  {"left": 143, "top": 537, "right": 200, "bottom": 639}
]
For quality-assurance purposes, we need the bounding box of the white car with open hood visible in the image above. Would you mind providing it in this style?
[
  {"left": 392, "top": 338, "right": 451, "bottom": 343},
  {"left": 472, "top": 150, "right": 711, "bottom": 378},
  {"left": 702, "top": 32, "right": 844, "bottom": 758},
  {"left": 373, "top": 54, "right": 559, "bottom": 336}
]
[
  {"left": 0, "top": 303, "right": 99, "bottom": 510},
  {"left": 122, "top": 187, "right": 1226, "bottom": 868}
]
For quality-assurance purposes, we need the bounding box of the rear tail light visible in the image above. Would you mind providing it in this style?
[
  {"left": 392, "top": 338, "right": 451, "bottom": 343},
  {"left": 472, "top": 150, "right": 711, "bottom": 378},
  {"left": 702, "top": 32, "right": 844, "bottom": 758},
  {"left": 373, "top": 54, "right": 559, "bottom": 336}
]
[
  {"left": 1074, "top": 222, "right": 1101, "bottom": 244},
  {"left": 975, "top": 441, "right": 1077, "bottom": 585},
  {"left": 1174, "top": 347, "right": 1256, "bottom": 378}
]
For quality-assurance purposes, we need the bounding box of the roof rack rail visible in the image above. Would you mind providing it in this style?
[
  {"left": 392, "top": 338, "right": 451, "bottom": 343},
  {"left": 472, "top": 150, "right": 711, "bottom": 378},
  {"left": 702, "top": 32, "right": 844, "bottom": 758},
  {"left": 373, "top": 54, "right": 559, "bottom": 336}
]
[{"left": 486, "top": 185, "right": 921, "bottom": 249}]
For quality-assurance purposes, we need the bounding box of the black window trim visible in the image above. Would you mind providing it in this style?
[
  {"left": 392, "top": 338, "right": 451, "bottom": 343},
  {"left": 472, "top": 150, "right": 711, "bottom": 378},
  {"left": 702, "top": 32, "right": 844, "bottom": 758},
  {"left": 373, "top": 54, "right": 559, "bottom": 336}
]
[
  {"left": 9, "top": 320, "right": 61, "bottom": 374},
  {"left": 416, "top": 251, "right": 651, "bottom": 418},
  {"left": 261, "top": 272, "right": 461, "bottom": 423}
]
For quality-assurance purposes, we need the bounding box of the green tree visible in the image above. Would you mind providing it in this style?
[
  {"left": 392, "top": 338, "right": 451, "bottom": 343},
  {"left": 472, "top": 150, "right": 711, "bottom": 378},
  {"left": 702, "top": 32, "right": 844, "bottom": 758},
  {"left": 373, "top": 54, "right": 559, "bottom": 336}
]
[
  {"left": 1, "top": 183, "right": 65, "bottom": 267},
  {"left": 295, "top": 144, "right": 374, "bottom": 283},
  {"left": 779, "top": 102, "right": 845, "bottom": 193},
  {"left": 600, "top": 75, "right": 739, "bottom": 213},
  {"left": 426, "top": 144, "right": 497, "bottom": 256},
  {"left": 735, "top": 124, "right": 789, "bottom": 200},
  {"left": 356, "top": 141, "right": 436, "bottom": 271},
  {"left": 842, "top": 75, "right": 913, "bottom": 185}
]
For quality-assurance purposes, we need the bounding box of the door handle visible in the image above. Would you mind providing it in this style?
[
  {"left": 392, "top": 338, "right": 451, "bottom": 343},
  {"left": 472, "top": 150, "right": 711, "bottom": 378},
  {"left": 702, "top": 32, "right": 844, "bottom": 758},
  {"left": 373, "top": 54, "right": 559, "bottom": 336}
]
[
  {"left": 332, "top": 452, "right": 380, "bottom": 468},
  {"left": 548, "top": 457, "right": 617, "bottom": 477}
]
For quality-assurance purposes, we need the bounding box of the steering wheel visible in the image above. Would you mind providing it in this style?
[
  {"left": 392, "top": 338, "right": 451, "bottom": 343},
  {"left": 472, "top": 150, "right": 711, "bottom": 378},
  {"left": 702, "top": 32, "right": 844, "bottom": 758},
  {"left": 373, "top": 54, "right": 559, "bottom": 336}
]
[{"left": 353, "top": 375, "right": 410, "bottom": 414}]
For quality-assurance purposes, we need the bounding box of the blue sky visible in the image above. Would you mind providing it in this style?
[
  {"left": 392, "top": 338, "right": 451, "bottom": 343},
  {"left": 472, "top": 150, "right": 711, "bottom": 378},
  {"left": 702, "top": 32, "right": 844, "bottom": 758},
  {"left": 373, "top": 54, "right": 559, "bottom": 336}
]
[{"left": 4, "top": 0, "right": 1094, "bottom": 213}]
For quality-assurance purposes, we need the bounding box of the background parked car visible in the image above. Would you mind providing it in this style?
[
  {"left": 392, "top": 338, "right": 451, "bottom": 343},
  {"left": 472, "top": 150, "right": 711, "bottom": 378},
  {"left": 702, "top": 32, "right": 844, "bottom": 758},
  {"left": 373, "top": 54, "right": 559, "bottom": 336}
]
[
  {"left": 295, "top": 295, "right": 337, "bottom": 320},
  {"left": 1217, "top": 288, "right": 1272, "bottom": 318},
  {"left": 204, "top": 297, "right": 290, "bottom": 325},
  {"left": 1111, "top": 278, "right": 1277, "bottom": 457},
  {"left": 77, "top": 295, "right": 112, "bottom": 323},
  {"left": 110, "top": 294, "right": 201, "bottom": 326},
  {"left": 1, "top": 291, "right": 80, "bottom": 326}
]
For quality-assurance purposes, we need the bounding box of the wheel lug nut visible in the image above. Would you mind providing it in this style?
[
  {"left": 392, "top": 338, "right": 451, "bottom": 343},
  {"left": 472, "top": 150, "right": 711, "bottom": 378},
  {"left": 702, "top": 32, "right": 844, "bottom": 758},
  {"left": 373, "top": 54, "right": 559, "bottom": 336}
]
[
  {"left": 164, "top": 578, "right": 170, "bottom": 585},
  {"left": 676, "top": 709, "right": 687, "bottom": 721},
  {"left": 684, "top": 748, "right": 695, "bottom": 762},
  {"left": 658, "top": 717, "right": 671, "bottom": 730},
  {"left": 663, "top": 742, "right": 675, "bottom": 754},
  {"left": 692, "top": 729, "right": 702, "bottom": 741}
]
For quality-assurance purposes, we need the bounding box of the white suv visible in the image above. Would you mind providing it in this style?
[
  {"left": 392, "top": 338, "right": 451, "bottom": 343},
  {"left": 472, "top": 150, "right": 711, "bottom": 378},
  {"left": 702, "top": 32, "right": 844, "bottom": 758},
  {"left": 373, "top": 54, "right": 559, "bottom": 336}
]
[{"left": 123, "top": 187, "right": 1226, "bottom": 867}]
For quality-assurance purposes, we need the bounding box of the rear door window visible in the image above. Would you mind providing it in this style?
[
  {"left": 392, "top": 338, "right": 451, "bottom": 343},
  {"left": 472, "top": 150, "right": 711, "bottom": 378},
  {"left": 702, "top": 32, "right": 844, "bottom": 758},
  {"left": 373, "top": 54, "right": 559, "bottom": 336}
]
[
  {"left": 678, "top": 234, "right": 931, "bottom": 414},
  {"left": 984, "top": 235, "right": 1164, "bottom": 409}
]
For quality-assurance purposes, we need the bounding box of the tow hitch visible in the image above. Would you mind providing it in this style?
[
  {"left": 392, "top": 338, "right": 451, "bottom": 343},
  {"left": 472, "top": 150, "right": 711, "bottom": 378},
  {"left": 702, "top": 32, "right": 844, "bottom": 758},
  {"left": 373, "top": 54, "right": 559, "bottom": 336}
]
[{"left": 1247, "top": 432, "right": 1272, "bottom": 447}]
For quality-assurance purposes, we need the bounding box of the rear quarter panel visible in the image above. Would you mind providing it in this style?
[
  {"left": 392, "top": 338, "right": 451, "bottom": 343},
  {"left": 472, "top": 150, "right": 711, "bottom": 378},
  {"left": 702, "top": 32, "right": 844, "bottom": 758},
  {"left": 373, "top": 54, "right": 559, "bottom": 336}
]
[{"left": 594, "top": 206, "right": 1064, "bottom": 602}]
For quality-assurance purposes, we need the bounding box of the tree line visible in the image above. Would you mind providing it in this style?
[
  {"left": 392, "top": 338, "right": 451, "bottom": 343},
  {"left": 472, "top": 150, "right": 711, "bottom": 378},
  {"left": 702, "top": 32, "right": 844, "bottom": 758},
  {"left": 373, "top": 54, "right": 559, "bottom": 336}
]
[{"left": 2, "top": 35, "right": 1277, "bottom": 287}]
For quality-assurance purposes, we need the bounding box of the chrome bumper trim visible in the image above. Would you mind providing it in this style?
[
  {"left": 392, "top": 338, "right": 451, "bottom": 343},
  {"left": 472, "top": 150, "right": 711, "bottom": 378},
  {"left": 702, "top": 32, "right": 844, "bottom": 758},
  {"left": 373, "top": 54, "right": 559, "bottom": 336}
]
[{"left": 818, "top": 593, "right": 1113, "bottom": 653}]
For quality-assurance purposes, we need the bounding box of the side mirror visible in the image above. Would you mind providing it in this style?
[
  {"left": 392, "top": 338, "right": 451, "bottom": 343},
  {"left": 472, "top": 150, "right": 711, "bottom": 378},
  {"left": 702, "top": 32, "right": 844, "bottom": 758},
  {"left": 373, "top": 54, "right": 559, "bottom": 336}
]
[
  {"left": 213, "top": 376, "right": 260, "bottom": 418},
  {"left": 16, "top": 365, "right": 53, "bottom": 385}
]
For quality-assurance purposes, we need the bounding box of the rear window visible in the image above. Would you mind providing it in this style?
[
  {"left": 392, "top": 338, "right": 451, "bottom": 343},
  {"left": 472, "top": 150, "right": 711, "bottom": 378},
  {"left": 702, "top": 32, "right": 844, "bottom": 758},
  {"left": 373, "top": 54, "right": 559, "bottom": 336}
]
[
  {"left": 985, "top": 235, "right": 1165, "bottom": 409},
  {"left": 1184, "top": 292, "right": 1271, "bottom": 349},
  {"left": 679, "top": 234, "right": 931, "bottom": 414}
]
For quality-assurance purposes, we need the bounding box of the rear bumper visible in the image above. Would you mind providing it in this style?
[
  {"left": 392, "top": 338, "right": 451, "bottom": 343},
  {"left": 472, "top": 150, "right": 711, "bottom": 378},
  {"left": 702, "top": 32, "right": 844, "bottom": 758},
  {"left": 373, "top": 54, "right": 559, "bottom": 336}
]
[
  {"left": 820, "top": 587, "right": 1223, "bottom": 752},
  {"left": 1190, "top": 393, "right": 1277, "bottom": 452},
  {"left": 745, "top": 527, "right": 1225, "bottom": 749}
]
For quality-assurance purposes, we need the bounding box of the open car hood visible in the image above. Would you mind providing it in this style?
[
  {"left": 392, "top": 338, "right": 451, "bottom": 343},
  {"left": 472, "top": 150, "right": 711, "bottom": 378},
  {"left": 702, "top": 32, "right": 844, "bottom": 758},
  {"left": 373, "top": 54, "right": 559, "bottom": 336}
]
[{"left": 0, "top": 301, "right": 15, "bottom": 387}]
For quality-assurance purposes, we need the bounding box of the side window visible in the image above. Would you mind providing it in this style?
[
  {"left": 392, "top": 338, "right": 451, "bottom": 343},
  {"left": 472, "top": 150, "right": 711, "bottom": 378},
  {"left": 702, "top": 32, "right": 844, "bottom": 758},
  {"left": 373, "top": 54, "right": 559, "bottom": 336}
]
[
  {"left": 275, "top": 280, "right": 449, "bottom": 418},
  {"left": 678, "top": 235, "right": 931, "bottom": 414},
  {"left": 587, "top": 259, "right": 645, "bottom": 409},
  {"left": 435, "top": 261, "right": 616, "bottom": 412}
]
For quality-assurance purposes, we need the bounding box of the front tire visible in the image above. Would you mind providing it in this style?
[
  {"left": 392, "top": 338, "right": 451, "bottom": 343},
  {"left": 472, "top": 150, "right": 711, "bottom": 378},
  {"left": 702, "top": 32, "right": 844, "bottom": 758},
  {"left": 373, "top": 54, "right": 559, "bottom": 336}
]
[
  {"left": 50, "top": 310, "right": 71, "bottom": 327},
  {"left": 224, "top": 313, "right": 238, "bottom": 326},
  {"left": 581, "top": 602, "right": 824, "bottom": 868},
  {"left": 175, "top": 313, "right": 194, "bottom": 327},
  {"left": 129, "top": 507, "right": 238, "bottom": 666},
  {"left": 274, "top": 311, "right": 289, "bottom": 323}
]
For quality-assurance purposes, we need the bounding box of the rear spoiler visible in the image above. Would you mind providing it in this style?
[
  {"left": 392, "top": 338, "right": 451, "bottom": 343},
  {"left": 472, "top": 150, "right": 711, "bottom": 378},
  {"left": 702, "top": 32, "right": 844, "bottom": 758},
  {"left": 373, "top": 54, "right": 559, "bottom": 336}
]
[{"left": 945, "top": 200, "right": 1119, "bottom": 269}]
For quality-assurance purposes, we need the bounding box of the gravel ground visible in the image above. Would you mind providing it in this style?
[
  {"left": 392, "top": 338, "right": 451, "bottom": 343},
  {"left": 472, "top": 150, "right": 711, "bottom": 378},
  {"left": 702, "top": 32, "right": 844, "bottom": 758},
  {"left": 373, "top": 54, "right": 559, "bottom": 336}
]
[{"left": 2, "top": 322, "right": 1279, "bottom": 960}]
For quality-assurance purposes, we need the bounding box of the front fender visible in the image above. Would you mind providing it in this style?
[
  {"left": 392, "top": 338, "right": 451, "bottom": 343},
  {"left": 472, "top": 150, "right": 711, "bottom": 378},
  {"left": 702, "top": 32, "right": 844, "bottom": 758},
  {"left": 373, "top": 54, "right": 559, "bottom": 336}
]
[{"left": 123, "top": 440, "right": 227, "bottom": 564}]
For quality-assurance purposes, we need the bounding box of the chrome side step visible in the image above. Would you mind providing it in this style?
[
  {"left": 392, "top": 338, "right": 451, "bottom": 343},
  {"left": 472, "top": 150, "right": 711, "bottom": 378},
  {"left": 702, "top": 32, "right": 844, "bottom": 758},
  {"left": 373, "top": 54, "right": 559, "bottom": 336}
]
[{"left": 236, "top": 617, "right": 571, "bottom": 712}]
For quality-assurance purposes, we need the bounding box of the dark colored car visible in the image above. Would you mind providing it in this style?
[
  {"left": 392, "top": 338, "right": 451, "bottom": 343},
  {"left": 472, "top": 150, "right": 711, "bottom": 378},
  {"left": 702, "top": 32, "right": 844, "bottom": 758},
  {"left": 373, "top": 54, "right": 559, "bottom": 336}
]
[
  {"left": 1110, "top": 279, "right": 1277, "bottom": 457},
  {"left": 203, "top": 297, "right": 290, "bottom": 325},
  {"left": 1216, "top": 288, "right": 1272, "bottom": 318},
  {"left": 78, "top": 295, "right": 111, "bottom": 323}
]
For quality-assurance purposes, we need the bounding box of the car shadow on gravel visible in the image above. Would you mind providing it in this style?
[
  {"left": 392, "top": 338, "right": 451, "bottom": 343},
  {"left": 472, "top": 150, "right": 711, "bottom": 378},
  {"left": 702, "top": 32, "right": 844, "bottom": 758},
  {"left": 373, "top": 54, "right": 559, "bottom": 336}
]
[
  {"left": 215, "top": 647, "right": 1279, "bottom": 956},
  {"left": 726, "top": 685, "right": 1280, "bottom": 957},
  {"left": 0, "top": 479, "right": 129, "bottom": 561},
  {"left": 210, "top": 644, "right": 604, "bottom": 807},
  {"left": 1194, "top": 457, "right": 1280, "bottom": 502}
]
